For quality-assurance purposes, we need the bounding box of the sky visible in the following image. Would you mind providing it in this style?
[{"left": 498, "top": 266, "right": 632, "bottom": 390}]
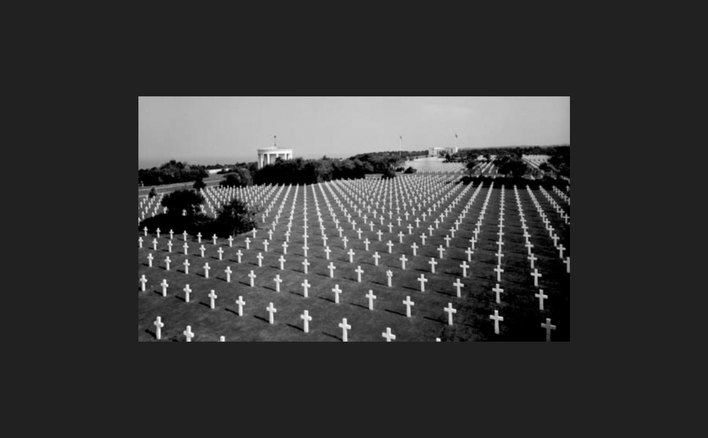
[{"left": 138, "top": 96, "right": 569, "bottom": 168}]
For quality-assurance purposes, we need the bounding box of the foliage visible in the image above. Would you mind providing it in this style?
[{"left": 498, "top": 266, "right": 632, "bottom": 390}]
[
  {"left": 148, "top": 188, "right": 157, "bottom": 198},
  {"left": 193, "top": 178, "right": 206, "bottom": 191},
  {"left": 404, "top": 166, "right": 417, "bottom": 174},
  {"left": 220, "top": 167, "right": 253, "bottom": 187},
  {"left": 212, "top": 198, "right": 257, "bottom": 236},
  {"left": 138, "top": 160, "right": 209, "bottom": 186},
  {"left": 161, "top": 189, "right": 204, "bottom": 216},
  {"left": 381, "top": 167, "right": 397, "bottom": 179}
]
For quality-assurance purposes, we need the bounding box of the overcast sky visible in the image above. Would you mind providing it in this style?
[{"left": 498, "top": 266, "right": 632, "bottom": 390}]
[{"left": 138, "top": 96, "right": 569, "bottom": 168}]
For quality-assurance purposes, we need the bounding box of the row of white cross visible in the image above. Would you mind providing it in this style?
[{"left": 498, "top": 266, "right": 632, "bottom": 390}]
[{"left": 141, "top": 175, "right": 566, "bottom": 341}]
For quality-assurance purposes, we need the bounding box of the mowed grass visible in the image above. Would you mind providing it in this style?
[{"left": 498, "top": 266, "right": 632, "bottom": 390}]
[{"left": 138, "top": 178, "right": 569, "bottom": 342}]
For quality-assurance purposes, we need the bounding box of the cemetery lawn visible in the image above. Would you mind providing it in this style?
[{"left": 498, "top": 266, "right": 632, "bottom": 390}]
[{"left": 138, "top": 178, "right": 569, "bottom": 342}]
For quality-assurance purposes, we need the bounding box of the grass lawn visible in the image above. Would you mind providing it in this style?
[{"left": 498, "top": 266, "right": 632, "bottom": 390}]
[{"left": 138, "top": 176, "right": 569, "bottom": 342}]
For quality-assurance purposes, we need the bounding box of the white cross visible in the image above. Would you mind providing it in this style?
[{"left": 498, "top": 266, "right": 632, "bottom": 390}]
[
  {"left": 266, "top": 302, "right": 277, "bottom": 324},
  {"left": 282, "top": 241, "right": 288, "bottom": 254},
  {"left": 324, "top": 246, "right": 331, "bottom": 260},
  {"left": 355, "top": 266, "right": 364, "bottom": 282},
  {"left": 342, "top": 236, "right": 348, "bottom": 248},
  {"left": 235, "top": 249, "right": 243, "bottom": 263},
  {"left": 399, "top": 254, "right": 408, "bottom": 270},
  {"left": 160, "top": 279, "right": 168, "bottom": 296},
  {"left": 263, "top": 239, "right": 269, "bottom": 252},
  {"left": 444, "top": 235, "right": 451, "bottom": 248},
  {"left": 244, "top": 237, "right": 250, "bottom": 249},
  {"left": 382, "top": 327, "right": 396, "bottom": 342},
  {"left": 217, "top": 247, "right": 223, "bottom": 260},
  {"left": 301, "top": 279, "right": 311, "bottom": 297},
  {"left": 420, "top": 234, "right": 427, "bottom": 245},
  {"left": 494, "top": 265, "right": 504, "bottom": 282},
  {"left": 397, "top": 231, "right": 405, "bottom": 243},
  {"left": 332, "top": 284, "right": 342, "bottom": 304},
  {"left": 144, "top": 226, "right": 148, "bottom": 236},
  {"left": 327, "top": 262, "right": 337, "bottom": 278},
  {"left": 183, "top": 284, "right": 192, "bottom": 302},
  {"left": 428, "top": 258, "right": 437, "bottom": 274},
  {"left": 208, "top": 290, "right": 217, "bottom": 309},
  {"left": 428, "top": 225, "right": 434, "bottom": 236},
  {"left": 495, "top": 251, "right": 504, "bottom": 266},
  {"left": 437, "top": 245, "right": 445, "bottom": 259},
  {"left": 277, "top": 255, "right": 285, "bottom": 270},
  {"left": 301, "top": 310, "right": 312, "bottom": 333},
  {"left": 256, "top": 252, "right": 264, "bottom": 267},
  {"left": 252, "top": 228, "right": 257, "bottom": 238},
  {"left": 386, "top": 240, "right": 394, "bottom": 254},
  {"left": 465, "top": 247, "right": 473, "bottom": 262},
  {"left": 203, "top": 262, "right": 211, "bottom": 278},
  {"left": 531, "top": 269, "right": 542, "bottom": 287},
  {"left": 492, "top": 284, "right": 504, "bottom": 304},
  {"left": 338, "top": 318, "right": 351, "bottom": 342},
  {"left": 564, "top": 257, "right": 570, "bottom": 273},
  {"left": 139, "top": 274, "right": 147, "bottom": 291},
  {"left": 418, "top": 274, "right": 428, "bottom": 292},
  {"left": 403, "top": 296, "right": 415, "bottom": 317},
  {"left": 557, "top": 244, "right": 566, "bottom": 259},
  {"left": 541, "top": 318, "right": 556, "bottom": 341},
  {"left": 551, "top": 234, "right": 559, "bottom": 246},
  {"left": 169, "top": 230, "right": 174, "bottom": 240},
  {"left": 490, "top": 310, "right": 504, "bottom": 335},
  {"left": 347, "top": 249, "right": 355, "bottom": 263},
  {"left": 167, "top": 241, "right": 173, "bottom": 252},
  {"left": 386, "top": 270, "right": 393, "bottom": 287},
  {"left": 197, "top": 232, "right": 202, "bottom": 243},
  {"left": 376, "top": 230, "right": 383, "bottom": 241},
  {"left": 147, "top": 253, "right": 154, "bottom": 267},
  {"left": 365, "top": 289, "right": 376, "bottom": 310},
  {"left": 535, "top": 289, "right": 548, "bottom": 311},
  {"left": 444, "top": 303, "right": 457, "bottom": 326},
  {"left": 182, "top": 230, "right": 188, "bottom": 241},
  {"left": 373, "top": 251, "right": 380, "bottom": 266},
  {"left": 363, "top": 238, "right": 370, "bottom": 251},
  {"left": 183, "top": 325, "right": 194, "bottom": 342},
  {"left": 138, "top": 236, "right": 143, "bottom": 248},
  {"left": 248, "top": 270, "right": 256, "bottom": 287},
  {"left": 528, "top": 253, "right": 537, "bottom": 269},
  {"left": 212, "top": 234, "right": 218, "bottom": 245},
  {"left": 235, "top": 296, "right": 245, "bottom": 316},
  {"left": 154, "top": 316, "right": 164, "bottom": 340},
  {"left": 228, "top": 236, "right": 234, "bottom": 247},
  {"left": 411, "top": 242, "right": 418, "bottom": 256},
  {"left": 183, "top": 259, "right": 190, "bottom": 274},
  {"left": 460, "top": 261, "right": 469, "bottom": 277},
  {"left": 453, "top": 278, "right": 464, "bottom": 297},
  {"left": 268, "top": 274, "right": 281, "bottom": 293},
  {"left": 302, "top": 258, "right": 310, "bottom": 274}
]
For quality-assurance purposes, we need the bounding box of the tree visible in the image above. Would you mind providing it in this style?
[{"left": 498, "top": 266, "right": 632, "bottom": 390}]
[
  {"left": 148, "top": 188, "right": 157, "bottom": 199},
  {"left": 193, "top": 177, "right": 206, "bottom": 191},
  {"left": 161, "top": 189, "right": 204, "bottom": 216},
  {"left": 381, "top": 167, "right": 397, "bottom": 179},
  {"left": 220, "top": 167, "right": 253, "bottom": 187},
  {"left": 214, "top": 198, "right": 257, "bottom": 236}
]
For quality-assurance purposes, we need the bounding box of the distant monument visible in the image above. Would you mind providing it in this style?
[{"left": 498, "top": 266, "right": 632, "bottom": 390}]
[{"left": 257, "top": 135, "right": 293, "bottom": 169}]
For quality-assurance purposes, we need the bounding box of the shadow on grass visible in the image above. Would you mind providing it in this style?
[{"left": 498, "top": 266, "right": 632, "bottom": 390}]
[
  {"left": 322, "top": 332, "right": 341, "bottom": 341},
  {"left": 253, "top": 315, "right": 269, "bottom": 324},
  {"left": 286, "top": 323, "right": 303, "bottom": 332},
  {"left": 384, "top": 308, "right": 407, "bottom": 317},
  {"left": 423, "top": 315, "right": 443, "bottom": 325},
  {"left": 349, "top": 302, "right": 368, "bottom": 310}
]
